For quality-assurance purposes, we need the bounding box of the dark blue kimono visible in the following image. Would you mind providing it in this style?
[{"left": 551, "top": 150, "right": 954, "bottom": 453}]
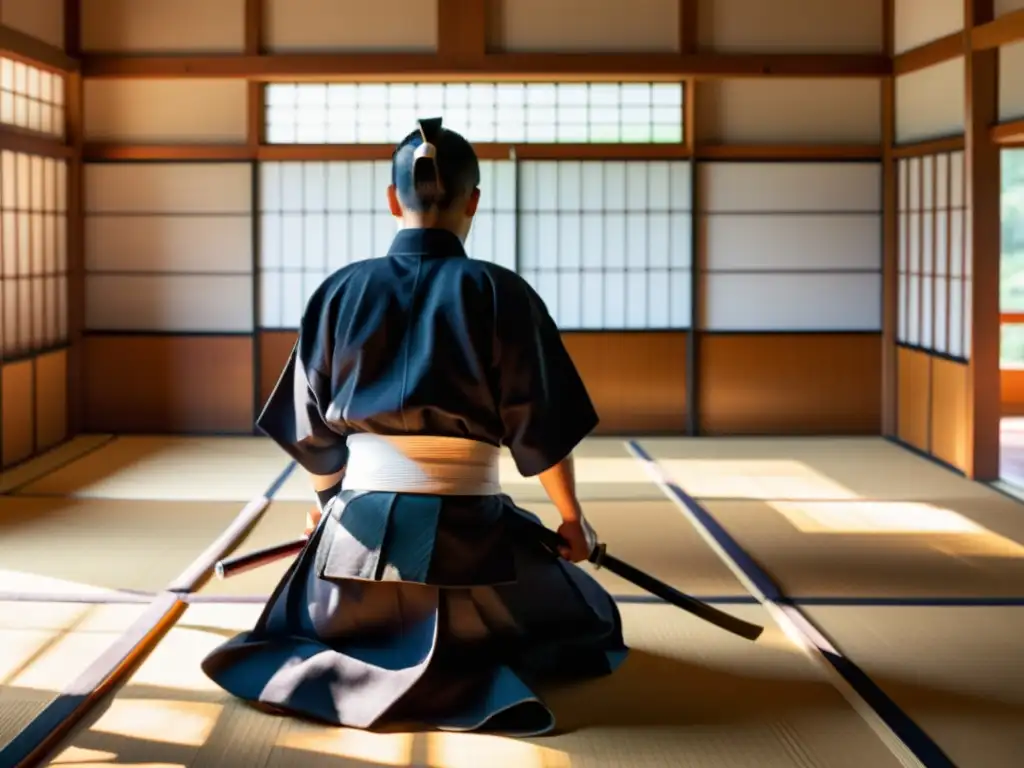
[{"left": 201, "top": 227, "right": 627, "bottom": 735}]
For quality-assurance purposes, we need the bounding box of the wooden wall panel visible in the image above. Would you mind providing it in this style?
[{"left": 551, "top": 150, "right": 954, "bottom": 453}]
[
  {"left": 997, "top": 0, "right": 1024, "bottom": 14},
  {"left": 696, "top": 80, "right": 882, "bottom": 144},
  {"left": 897, "top": 346, "right": 930, "bottom": 450},
  {"left": 698, "top": 334, "right": 882, "bottom": 435},
  {"left": 81, "top": 0, "right": 246, "bottom": 53},
  {"left": 83, "top": 335, "right": 254, "bottom": 434},
  {"left": 930, "top": 356, "right": 968, "bottom": 470},
  {"left": 697, "top": 0, "right": 883, "bottom": 53},
  {"left": 488, "top": 0, "right": 680, "bottom": 53},
  {"left": 0, "top": 0, "right": 64, "bottom": 49},
  {"left": 1001, "top": 368, "right": 1024, "bottom": 415},
  {"left": 895, "top": 59, "right": 967, "bottom": 143},
  {"left": 34, "top": 348, "right": 67, "bottom": 451},
  {"left": 83, "top": 80, "right": 249, "bottom": 144},
  {"left": 258, "top": 331, "right": 688, "bottom": 436},
  {"left": 264, "top": 0, "right": 438, "bottom": 53},
  {"left": 998, "top": 40, "right": 1024, "bottom": 121},
  {"left": 893, "top": 0, "right": 963, "bottom": 54},
  {"left": 1, "top": 359, "right": 34, "bottom": 467},
  {"left": 258, "top": 330, "right": 296, "bottom": 410},
  {"left": 562, "top": 332, "right": 687, "bottom": 434}
]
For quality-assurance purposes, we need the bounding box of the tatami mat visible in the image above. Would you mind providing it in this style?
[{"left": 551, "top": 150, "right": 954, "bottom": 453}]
[
  {"left": 0, "top": 602, "right": 145, "bottom": 750},
  {"left": 700, "top": 499, "right": 1024, "bottom": 598},
  {"left": 638, "top": 436, "right": 994, "bottom": 501},
  {"left": 199, "top": 501, "right": 311, "bottom": 597},
  {"left": 0, "top": 436, "right": 114, "bottom": 494},
  {"left": 0, "top": 497, "right": 257, "bottom": 595},
  {"left": 45, "top": 601, "right": 904, "bottom": 768},
  {"left": 199, "top": 499, "right": 748, "bottom": 599},
  {"left": 17, "top": 437, "right": 290, "bottom": 502},
  {"left": 803, "top": 605, "right": 1024, "bottom": 768}
]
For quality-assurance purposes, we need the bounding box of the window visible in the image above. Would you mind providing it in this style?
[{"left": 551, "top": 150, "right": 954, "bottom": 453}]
[
  {"left": 0, "top": 58, "right": 65, "bottom": 138},
  {"left": 264, "top": 82, "right": 684, "bottom": 145},
  {"left": 0, "top": 151, "right": 68, "bottom": 356},
  {"left": 256, "top": 159, "right": 693, "bottom": 331},
  {"left": 897, "top": 151, "right": 967, "bottom": 359},
  {"left": 1001, "top": 149, "right": 1024, "bottom": 368}
]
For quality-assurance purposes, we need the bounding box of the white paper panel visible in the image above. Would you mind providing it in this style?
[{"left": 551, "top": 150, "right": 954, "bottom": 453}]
[
  {"left": 907, "top": 275, "right": 921, "bottom": 344},
  {"left": 948, "top": 277, "right": 965, "bottom": 357},
  {"left": 898, "top": 272, "right": 908, "bottom": 341},
  {"left": 697, "top": 0, "right": 883, "bottom": 52},
  {"left": 898, "top": 159, "right": 910, "bottom": 211},
  {"left": 85, "top": 215, "right": 253, "bottom": 274},
  {"left": 265, "top": 0, "right": 437, "bottom": 52},
  {"left": 522, "top": 268, "right": 690, "bottom": 330},
  {"left": 85, "top": 274, "right": 253, "bottom": 332},
  {"left": 696, "top": 80, "right": 881, "bottom": 144},
  {"left": 699, "top": 163, "right": 881, "bottom": 213},
  {"left": 520, "top": 161, "right": 692, "bottom": 211},
  {"left": 908, "top": 212, "right": 921, "bottom": 273},
  {"left": 899, "top": 213, "right": 909, "bottom": 272},
  {"left": 894, "top": 0, "right": 963, "bottom": 54},
  {"left": 949, "top": 208, "right": 965, "bottom": 276},
  {"left": 950, "top": 151, "right": 965, "bottom": 207},
  {"left": 999, "top": 41, "right": 1024, "bottom": 121},
  {"left": 935, "top": 153, "right": 950, "bottom": 209},
  {"left": 0, "top": 0, "right": 63, "bottom": 49},
  {"left": 934, "top": 275, "right": 949, "bottom": 353},
  {"left": 84, "top": 80, "right": 248, "bottom": 143},
  {"left": 704, "top": 272, "right": 881, "bottom": 331},
  {"left": 266, "top": 82, "right": 684, "bottom": 145},
  {"left": 704, "top": 214, "right": 881, "bottom": 271},
  {"left": 895, "top": 59, "right": 966, "bottom": 144},
  {"left": 85, "top": 163, "right": 252, "bottom": 214},
  {"left": 81, "top": 0, "right": 245, "bottom": 52},
  {"left": 922, "top": 212, "right": 935, "bottom": 276},
  {"left": 921, "top": 274, "right": 934, "bottom": 349},
  {"left": 907, "top": 157, "right": 921, "bottom": 210},
  {"left": 935, "top": 210, "right": 949, "bottom": 275},
  {"left": 495, "top": 0, "right": 679, "bottom": 53}
]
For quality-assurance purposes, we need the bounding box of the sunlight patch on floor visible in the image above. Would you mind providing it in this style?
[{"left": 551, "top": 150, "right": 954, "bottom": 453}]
[{"left": 657, "top": 459, "right": 860, "bottom": 501}]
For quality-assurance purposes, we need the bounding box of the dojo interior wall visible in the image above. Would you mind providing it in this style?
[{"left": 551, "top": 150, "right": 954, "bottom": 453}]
[
  {"left": 75, "top": 0, "right": 889, "bottom": 437},
  {"left": 891, "top": 0, "right": 969, "bottom": 470},
  {"left": 0, "top": 0, "right": 71, "bottom": 471}
]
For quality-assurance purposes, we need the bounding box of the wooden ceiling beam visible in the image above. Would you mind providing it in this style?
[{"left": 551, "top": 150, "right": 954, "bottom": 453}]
[{"left": 79, "top": 52, "right": 891, "bottom": 80}]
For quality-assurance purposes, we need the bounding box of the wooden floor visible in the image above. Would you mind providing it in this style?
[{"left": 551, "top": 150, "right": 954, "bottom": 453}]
[{"left": 0, "top": 435, "right": 1021, "bottom": 767}]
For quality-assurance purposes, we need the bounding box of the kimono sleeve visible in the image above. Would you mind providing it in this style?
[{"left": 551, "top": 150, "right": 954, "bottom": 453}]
[
  {"left": 256, "top": 342, "right": 349, "bottom": 477},
  {"left": 494, "top": 277, "right": 599, "bottom": 477}
]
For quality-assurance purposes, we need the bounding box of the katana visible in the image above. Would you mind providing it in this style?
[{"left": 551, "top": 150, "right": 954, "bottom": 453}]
[{"left": 215, "top": 522, "right": 765, "bottom": 642}]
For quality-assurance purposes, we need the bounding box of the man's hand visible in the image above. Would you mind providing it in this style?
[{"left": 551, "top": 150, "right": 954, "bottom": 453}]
[
  {"left": 556, "top": 519, "right": 596, "bottom": 563},
  {"left": 304, "top": 506, "right": 322, "bottom": 537}
]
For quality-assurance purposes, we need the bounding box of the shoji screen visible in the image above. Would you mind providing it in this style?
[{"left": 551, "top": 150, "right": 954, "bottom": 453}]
[
  {"left": 0, "top": 55, "right": 70, "bottom": 466},
  {"left": 518, "top": 161, "right": 691, "bottom": 330},
  {"left": 257, "top": 159, "right": 516, "bottom": 329},
  {"left": 897, "top": 151, "right": 967, "bottom": 358},
  {"left": 701, "top": 162, "right": 882, "bottom": 332},
  {"left": 258, "top": 159, "right": 692, "bottom": 331},
  {"left": 84, "top": 164, "right": 253, "bottom": 334}
]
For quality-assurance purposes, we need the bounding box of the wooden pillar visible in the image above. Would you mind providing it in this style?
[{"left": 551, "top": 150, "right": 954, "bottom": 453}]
[
  {"left": 881, "top": 0, "right": 898, "bottom": 435},
  {"left": 964, "top": 0, "right": 1001, "bottom": 479},
  {"left": 64, "top": 0, "right": 84, "bottom": 436}
]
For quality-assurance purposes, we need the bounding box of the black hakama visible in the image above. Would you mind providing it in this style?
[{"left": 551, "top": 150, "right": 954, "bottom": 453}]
[{"left": 200, "top": 228, "right": 628, "bottom": 735}]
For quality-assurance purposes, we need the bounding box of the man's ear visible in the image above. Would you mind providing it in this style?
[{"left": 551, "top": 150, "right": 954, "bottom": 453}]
[
  {"left": 387, "top": 184, "right": 403, "bottom": 217},
  {"left": 465, "top": 187, "right": 481, "bottom": 217}
]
